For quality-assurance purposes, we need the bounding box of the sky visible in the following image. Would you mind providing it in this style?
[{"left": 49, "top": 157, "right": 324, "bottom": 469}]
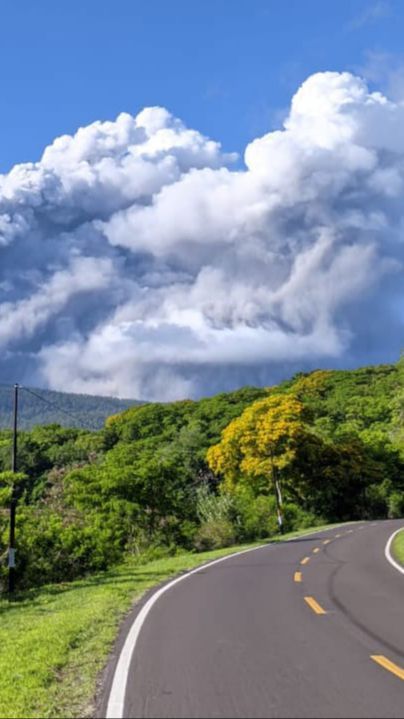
[
  {"left": 0, "top": 0, "right": 403, "bottom": 399},
  {"left": 1, "top": 0, "right": 404, "bottom": 172}
]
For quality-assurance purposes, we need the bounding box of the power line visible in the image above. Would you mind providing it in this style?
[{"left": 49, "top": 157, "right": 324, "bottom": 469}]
[
  {"left": 20, "top": 386, "right": 97, "bottom": 431},
  {"left": 4, "top": 383, "right": 96, "bottom": 595}
]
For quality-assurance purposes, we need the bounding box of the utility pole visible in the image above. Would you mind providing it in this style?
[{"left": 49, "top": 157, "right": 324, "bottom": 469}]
[
  {"left": 274, "top": 466, "right": 284, "bottom": 535},
  {"left": 270, "top": 449, "right": 284, "bottom": 535},
  {"left": 8, "top": 384, "right": 19, "bottom": 593}
]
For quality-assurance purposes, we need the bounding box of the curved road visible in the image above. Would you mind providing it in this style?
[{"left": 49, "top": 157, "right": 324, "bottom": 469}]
[{"left": 102, "top": 520, "right": 404, "bottom": 718}]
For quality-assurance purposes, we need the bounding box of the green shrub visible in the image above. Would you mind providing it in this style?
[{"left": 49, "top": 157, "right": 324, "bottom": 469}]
[
  {"left": 365, "top": 483, "right": 389, "bottom": 519},
  {"left": 227, "top": 485, "right": 322, "bottom": 541},
  {"left": 231, "top": 487, "right": 276, "bottom": 541},
  {"left": 193, "top": 519, "right": 235, "bottom": 552},
  {"left": 133, "top": 543, "right": 178, "bottom": 564},
  {"left": 388, "top": 492, "right": 404, "bottom": 518},
  {"left": 2, "top": 501, "right": 136, "bottom": 589},
  {"left": 196, "top": 485, "right": 234, "bottom": 524},
  {"left": 281, "top": 502, "right": 320, "bottom": 532}
]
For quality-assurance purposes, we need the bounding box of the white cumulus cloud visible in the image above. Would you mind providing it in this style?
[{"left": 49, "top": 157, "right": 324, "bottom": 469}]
[{"left": 0, "top": 72, "right": 403, "bottom": 399}]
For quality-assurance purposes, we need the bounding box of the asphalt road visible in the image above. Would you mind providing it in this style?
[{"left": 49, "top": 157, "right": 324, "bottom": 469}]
[{"left": 105, "top": 520, "right": 404, "bottom": 718}]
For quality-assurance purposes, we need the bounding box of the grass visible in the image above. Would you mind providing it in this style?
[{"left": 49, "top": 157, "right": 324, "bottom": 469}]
[
  {"left": 392, "top": 528, "right": 404, "bottom": 567},
  {"left": 0, "top": 522, "right": 343, "bottom": 719}
]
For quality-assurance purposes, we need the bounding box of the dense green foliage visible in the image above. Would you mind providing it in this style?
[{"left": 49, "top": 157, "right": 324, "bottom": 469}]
[
  {"left": 0, "top": 385, "right": 140, "bottom": 429},
  {"left": 0, "top": 362, "right": 402, "bottom": 592}
]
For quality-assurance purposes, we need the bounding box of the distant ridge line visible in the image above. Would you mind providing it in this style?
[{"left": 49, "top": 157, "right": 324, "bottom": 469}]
[{"left": 0, "top": 384, "right": 142, "bottom": 430}]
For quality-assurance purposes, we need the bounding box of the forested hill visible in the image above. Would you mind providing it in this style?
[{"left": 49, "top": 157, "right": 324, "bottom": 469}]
[
  {"left": 108, "top": 360, "right": 404, "bottom": 455},
  {"left": 0, "top": 359, "right": 402, "bottom": 592},
  {"left": 0, "top": 385, "right": 140, "bottom": 429}
]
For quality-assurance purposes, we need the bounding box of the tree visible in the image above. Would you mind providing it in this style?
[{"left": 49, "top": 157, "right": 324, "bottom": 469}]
[
  {"left": 0, "top": 470, "right": 29, "bottom": 505},
  {"left": 206, "top": 394, "right": 314, "bottom": 496}
]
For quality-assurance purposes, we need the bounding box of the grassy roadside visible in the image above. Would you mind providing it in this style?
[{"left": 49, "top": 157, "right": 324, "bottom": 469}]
[
  {"left": 0, "top": 522, "right": 343, "bottom": 719},
  {"left": 391, "top": 528, "right": 404, "bottom": 567}
]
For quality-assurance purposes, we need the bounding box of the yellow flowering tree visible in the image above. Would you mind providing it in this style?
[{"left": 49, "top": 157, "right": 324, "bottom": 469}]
[{"left": 206, "top": 393, "right": 318, "bottom": 498}]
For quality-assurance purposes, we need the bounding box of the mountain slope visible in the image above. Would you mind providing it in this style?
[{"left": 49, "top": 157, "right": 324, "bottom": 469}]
[{"left": 0, "top": 385, "right": 141, "bottom": 429}]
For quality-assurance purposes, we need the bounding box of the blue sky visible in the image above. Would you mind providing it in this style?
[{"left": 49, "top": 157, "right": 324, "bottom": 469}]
[
  {"left": 0, "top": 0, "right": 403, "bottom": 398},
  {"left": 1, "top": 0, "right": 403, "bottom": 172}
]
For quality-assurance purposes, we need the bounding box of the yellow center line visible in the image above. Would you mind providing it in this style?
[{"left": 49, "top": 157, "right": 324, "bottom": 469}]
[
  {"left": 300, "top": 556, "right": 310, "bottom": 565},
  {"left": 304, "top": 596, "right": 327, "bottom": 615},
  {"left": 294, "top": 571, "right": 302, "bottom": 583},
  {"left": 323, "top": 539, "right": 331, "bottom": 545},
  {"left": 313, "top": 547, "right": 320, "bottom": 554},
  {"left": 371, "top": 656, "right": 404, "bottom": 681}
]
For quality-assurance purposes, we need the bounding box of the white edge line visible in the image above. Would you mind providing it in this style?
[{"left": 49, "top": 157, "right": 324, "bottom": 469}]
[
  {"left": 106, "top": 524, "right": 351, "bottom": 718},
  {"left": 385, "top": 527, "right": 404, "bottom": 577}
]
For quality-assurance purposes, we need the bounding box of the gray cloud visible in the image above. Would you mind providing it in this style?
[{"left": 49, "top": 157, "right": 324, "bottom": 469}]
[{"left": 0, "top": 71, "right": 403, "bottom": 400}]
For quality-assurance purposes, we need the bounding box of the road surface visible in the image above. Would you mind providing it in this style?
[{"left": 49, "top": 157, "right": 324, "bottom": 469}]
[{"left": 102, "top": 520, "right": 404, "bottom": 718}]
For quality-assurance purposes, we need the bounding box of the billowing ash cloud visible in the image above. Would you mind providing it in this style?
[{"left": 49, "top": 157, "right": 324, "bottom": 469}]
[{"left": 0, "top": 72, "right": 403, "bottom": 400}]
